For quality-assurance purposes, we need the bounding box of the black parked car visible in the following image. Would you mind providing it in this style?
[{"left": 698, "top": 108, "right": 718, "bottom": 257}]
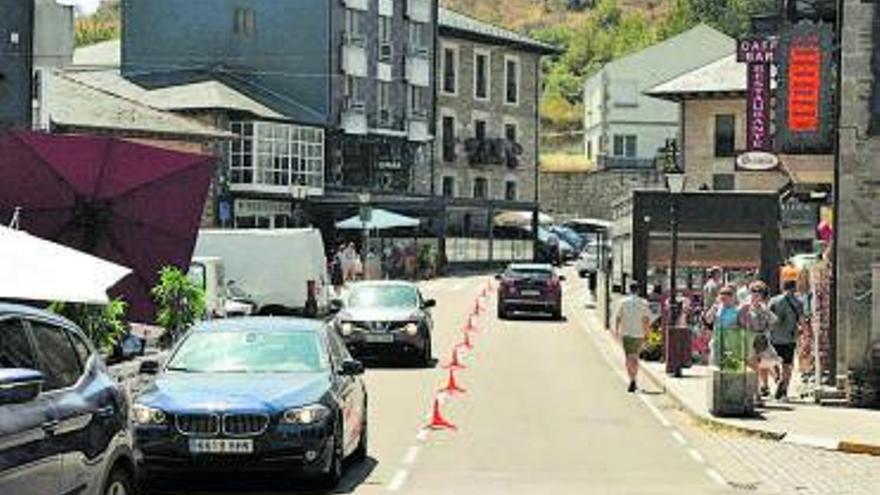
[
  {"left": 133, "top": 317, "right": 367, "bottom": 488},
  {"left": 331, "top": 281, "right": 435, "bottom": 366},
  {"left": 0, "top": 303, "right": 136, "bottom": 495},
  {"left": 496, "top": 264, "right": 565, "bottom": 320}
]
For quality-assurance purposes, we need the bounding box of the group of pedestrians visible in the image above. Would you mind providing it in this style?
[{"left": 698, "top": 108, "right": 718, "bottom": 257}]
[
  {"left": 615, "top": 266, "right": 806, "bottom": 401},
  {"left": 330, "top": 243, "right": 363, "bottom": 294}
]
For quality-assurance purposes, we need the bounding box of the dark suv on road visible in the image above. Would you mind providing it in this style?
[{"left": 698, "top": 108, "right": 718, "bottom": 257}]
[
  {"left": 496, "top": 264, "right": 565, "bottom": 320},
  {"left": 0, "top": 303, "right": 136, "bottom": 495}
]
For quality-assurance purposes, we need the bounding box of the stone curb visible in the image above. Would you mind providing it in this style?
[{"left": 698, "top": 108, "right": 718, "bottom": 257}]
[{"left": 588, "top": 320, "right": 880, "bottom": 457}]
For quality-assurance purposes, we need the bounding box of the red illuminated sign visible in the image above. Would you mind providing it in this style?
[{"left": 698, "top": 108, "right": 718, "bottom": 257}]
[{"left": 787, "top": 36, "right": 821, "bottom": 132}]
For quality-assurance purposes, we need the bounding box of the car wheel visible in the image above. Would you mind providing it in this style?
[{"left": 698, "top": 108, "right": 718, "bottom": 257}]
[
  {"left": 578, "top": 270, "right": 587, "bottom": 278},
  {"left": 103, "top": 467, "right": 134, "bottom": 495},
  {"left": 497, "top": 302, "right": 507, "bottom": 320},
  {"left": 317, "top": 419, "right": 344, "bottom": 488},
  {"left": 552, "top": 303, "right": 563, "bottom": 321},
  {"left": 420, "top": 337, "right": 432, "bottom": 368}
]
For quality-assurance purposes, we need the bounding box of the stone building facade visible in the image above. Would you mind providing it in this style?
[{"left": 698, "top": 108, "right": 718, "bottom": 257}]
[
  {"left": 432, "top": 8, "right": 558, "bottom": 204},
  {"left": 836, "top": 0, "right": 880, "bottom": 376}
]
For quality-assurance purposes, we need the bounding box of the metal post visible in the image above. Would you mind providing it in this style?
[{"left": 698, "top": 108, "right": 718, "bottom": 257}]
[{"left": 667, "top": 193, "right": 681, "bottom": 377}]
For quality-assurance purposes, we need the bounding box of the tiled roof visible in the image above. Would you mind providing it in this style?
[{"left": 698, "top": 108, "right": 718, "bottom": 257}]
[
  {"left": 46, "top": 71, "right": 231, "bottom": 139},
  {"left": 438, "top": 8, "right": 560, "bottom": 54},
  {"left": 66, "top": 70, "right": 286, "bottom": 120},
  {"left": 645, "top": 54, "right": 746, "bottom": 100}
]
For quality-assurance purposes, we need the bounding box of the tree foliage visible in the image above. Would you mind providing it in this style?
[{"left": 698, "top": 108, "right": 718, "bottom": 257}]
[
  {"left": 74, "top": 0, "right": 121, "bottom": 47},
  {"left": 48, "top": 299, "right": 128, "bottom": 352},
  {"left": 151, "top": 266, "right": 206, "bottom": 348}
]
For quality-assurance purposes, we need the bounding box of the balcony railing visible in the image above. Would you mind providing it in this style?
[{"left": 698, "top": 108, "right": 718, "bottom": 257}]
[
  {"left": 598, "top": 155, "right": 657, "bottom": 169},
  {"left": 464, "top": 138, "right": 523, "bottom": 168}
]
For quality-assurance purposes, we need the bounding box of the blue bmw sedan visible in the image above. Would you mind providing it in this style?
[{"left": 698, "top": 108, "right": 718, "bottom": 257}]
[{"left": 132, "top": 317, "right": 367, "bottom": 488}]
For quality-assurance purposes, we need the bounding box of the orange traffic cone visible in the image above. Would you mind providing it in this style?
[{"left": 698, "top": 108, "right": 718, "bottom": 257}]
[
  {"left": 439, "top": 368, "right": 466, "bottom": 395},
  {"left": 427, "top": 397, "right": 456, "bottom": 430},
  {"left": 442, "top": 346, "right": 467, "bottom": 370}
]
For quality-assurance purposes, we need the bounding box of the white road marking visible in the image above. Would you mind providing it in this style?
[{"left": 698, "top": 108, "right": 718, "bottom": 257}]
[
  {"left": 688, "top": 448, "right": 706, "bottom": 464},
  {"left": 706, "top": 468, "right": 726, "bottom": 486},
  {"left": 403, "top": 446, "right": 420, "bottom": 465},
  {"left": 637, "top": 393, "right": 672, "bottom": 428},
  {"left": 388, "top": 469, "right": 409, "bottom": 491},
  {"left": 671, "top": 431, "right": 687, "bottom": 446},
  {"left": 416, "top": 429, "right": 429, "bottom": 442}
]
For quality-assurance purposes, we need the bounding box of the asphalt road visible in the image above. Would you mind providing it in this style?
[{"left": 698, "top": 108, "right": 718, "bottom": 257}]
[{"left": 146, "top": 273, "right": 732, "bottom": 495}]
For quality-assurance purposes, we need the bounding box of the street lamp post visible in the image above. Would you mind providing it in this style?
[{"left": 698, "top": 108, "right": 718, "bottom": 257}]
[
  {"left": 358, "top": 192, "right": 372, "bottom": 255},
  {"left": 291, "top": 185, "right": 309, "bottom": 228},
  {"left": 662, "top": 139, "right": 686, "bottom": 377}
]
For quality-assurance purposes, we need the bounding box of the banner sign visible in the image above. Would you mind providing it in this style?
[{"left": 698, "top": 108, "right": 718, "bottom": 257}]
[
  {"left": 747, "top": 63, "right": 772, "bottom": 151},
  {"left": 776, "top": 22, "right": 835, "bottom": 153},
  {"left": 737, "top": 36, "right": 777, "bottom": 152}
]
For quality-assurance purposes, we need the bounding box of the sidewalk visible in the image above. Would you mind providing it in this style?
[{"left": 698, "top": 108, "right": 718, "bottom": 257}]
[{"left": 584, "top": 302, "right": 880, "bottom": 457}]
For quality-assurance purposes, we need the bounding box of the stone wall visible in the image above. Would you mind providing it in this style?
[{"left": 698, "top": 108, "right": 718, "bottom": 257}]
[
  {"left": 837, "top": 0, "right": 880, "bottom": 375},
  {"left": 433, "top": 37, "right": 540, "bottom": 202},
  {"left": 539, "top": 168, "right": 663, "bottom": 220}
]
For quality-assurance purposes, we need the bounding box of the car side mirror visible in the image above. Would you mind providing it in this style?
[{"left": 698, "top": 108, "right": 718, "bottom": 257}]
[
  {"left": 339, "top": 359, "right": 365, "bottom": 376},
  {"left": 558, "top": 275, "right": 567, "bottom": 282},
  {"left": 422, "top": 299, "right": 436, "bottom": 309},
  {"left": 0, "top": 369, "right": 44, "bottom": 405},
  {"left": 139, "top": 360, "right": 160, "bottom": 375},
  {"left": 329, "top": 299, "right": 344, "bottom": 314},
  {"left": 494, "top": 273, "right": 502, "bottom": 281}
]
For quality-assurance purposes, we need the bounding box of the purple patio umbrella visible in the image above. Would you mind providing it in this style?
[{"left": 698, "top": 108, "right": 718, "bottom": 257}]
[{"left": 0, "top": 130, "right": 216, "bottom": 322}]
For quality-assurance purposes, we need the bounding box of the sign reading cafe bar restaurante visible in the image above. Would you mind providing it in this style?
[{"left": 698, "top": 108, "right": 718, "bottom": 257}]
[{"left": 737, "top": 37, "right": 776, "bottom": 152}]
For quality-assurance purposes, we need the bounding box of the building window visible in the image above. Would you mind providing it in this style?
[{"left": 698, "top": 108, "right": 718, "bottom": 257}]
[
  {"left": 345, "top": 76, "right": 366, "bottom": 109},
  {"left": 505, "top": 180, "right": 517, "bottom": 201},
  {"left": 474, "top": 51, "right": 490, "bottom": 100},
  {"left": 234, "top": 7, "right": 256, "bottom": 38},
  {"left": 442, "top": 176, "right": 455, "bottom": 197},
  {"left": 473, "top": 177, "right": 488, "bottom": 199},
  {"left": 344, "top": 9, "right": 366, "bottom": 46},
  {"left": 474, "top": 119, "right": 487, "bottom": 142},
  {"left": 229, "top": 121, "right": 324, "bottom": 189},
  {"left": 504, "top": 122, "right": 517, "bottom": 143},
  {"left": 442, "top": 115, "right": 456, "bottom": 162},
  {"left": 612, "top": 134, "right": 637, "bottom": 158},
  {"left": 714, "top": 114, "right": 736, "bottom": 157},
  {"left": 378, "top": 16, "right": 393, "bottom": 62},
  {"left": 442, "top": 46, "right": 457, "bottom": 95},
  {"left": 504, "top": 56, "right": 519, "bottom": 105},
  {"left": 409, "top": 22, "right": 429, "bottom": 56},
  {"left": 713, "top": 173, "right": 735, "bottom": 191},
  {"left": 409, "top": 86, "right": 428, "bottom": 119},
  {"left": 377, "top": 81, "right": 392, "bottom": 127}
]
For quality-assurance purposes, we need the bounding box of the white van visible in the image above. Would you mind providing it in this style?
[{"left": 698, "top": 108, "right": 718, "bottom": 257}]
[{"left": 193, "top": 228, "right": 330, "bottom": 317}]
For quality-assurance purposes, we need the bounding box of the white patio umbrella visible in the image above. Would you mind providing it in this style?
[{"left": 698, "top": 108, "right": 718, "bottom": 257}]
[
  {"left": 0, "top": 225, "right": 132, "bottom": 304},
  {"left": 335, "top": 208, "right": 420, "bottom": 230},
  {"left": 493, "top": 211, "right": 554, "bottom": 228}
]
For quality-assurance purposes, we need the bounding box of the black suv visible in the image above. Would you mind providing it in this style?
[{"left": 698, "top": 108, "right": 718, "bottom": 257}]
[{"left": 0, "top": 303, "right": 136, "bottom": 495}]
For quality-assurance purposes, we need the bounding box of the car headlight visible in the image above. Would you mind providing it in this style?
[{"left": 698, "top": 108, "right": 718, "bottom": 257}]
[
  {"left": 282, "top": 404, "right": 331, "bottom": 425},
  {"left": 132, "top": 404, "right": 166, "bottom": 425},
  {"left": 404, "top": 322, "right": 419, "bottom": 336},
  {"left": 339, "top": 322, "right": 354, "bottom": 336}
]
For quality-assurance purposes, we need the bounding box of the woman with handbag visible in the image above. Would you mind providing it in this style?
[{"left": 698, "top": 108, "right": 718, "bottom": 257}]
[{"left": 740, "top": 281, "right": 780, "bottom": 400}]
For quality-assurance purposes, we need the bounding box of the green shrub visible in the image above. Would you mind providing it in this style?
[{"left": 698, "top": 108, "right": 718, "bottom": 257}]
[
  {"left": 151, "top": 266, "right": 206, "bottom": 348},
  {"left": 48, "top": 299, "right": 128, "bottom": 353}
]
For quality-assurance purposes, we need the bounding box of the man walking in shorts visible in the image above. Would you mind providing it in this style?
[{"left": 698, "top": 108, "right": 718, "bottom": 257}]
[
  {"left": 615, "top": 281, "right": 652, "bottom": 393},
  {"left": 769, "top": 280, "right": 804, "bottom": 400}
]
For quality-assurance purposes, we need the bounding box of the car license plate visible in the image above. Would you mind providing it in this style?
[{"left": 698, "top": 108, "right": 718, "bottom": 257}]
[
  {"left": 189, "top": 438, "right": 254, "bottom": 454},
  {"left": 521, "top": 290, "right": 541, "bottom": 296},
  {"left": 365, "top": 334, "right": 394, "bottom": 343}
]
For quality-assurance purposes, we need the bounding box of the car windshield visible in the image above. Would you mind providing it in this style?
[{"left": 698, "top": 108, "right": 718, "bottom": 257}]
[
  {"left": 167, "top": 331, "right": 327, "bottom": 373},
  {"left": 348, "top": 286, "right": 419, "bottom": 308}
]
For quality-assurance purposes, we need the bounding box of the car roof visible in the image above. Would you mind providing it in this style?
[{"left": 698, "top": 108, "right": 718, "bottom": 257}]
[
  {"left": 507, "top": 263, "right": 554, "bottom": 271},
  {"left": 0, "top": 302, "right": 78, "bottom": 327},
  {"left": 191, "top": 317, "right": 326, "bottom": 333}
]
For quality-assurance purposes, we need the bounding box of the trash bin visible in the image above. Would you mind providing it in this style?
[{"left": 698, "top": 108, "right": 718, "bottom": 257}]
[{"left": 708, "top": 327, "right": 757, "bottom": 417}]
